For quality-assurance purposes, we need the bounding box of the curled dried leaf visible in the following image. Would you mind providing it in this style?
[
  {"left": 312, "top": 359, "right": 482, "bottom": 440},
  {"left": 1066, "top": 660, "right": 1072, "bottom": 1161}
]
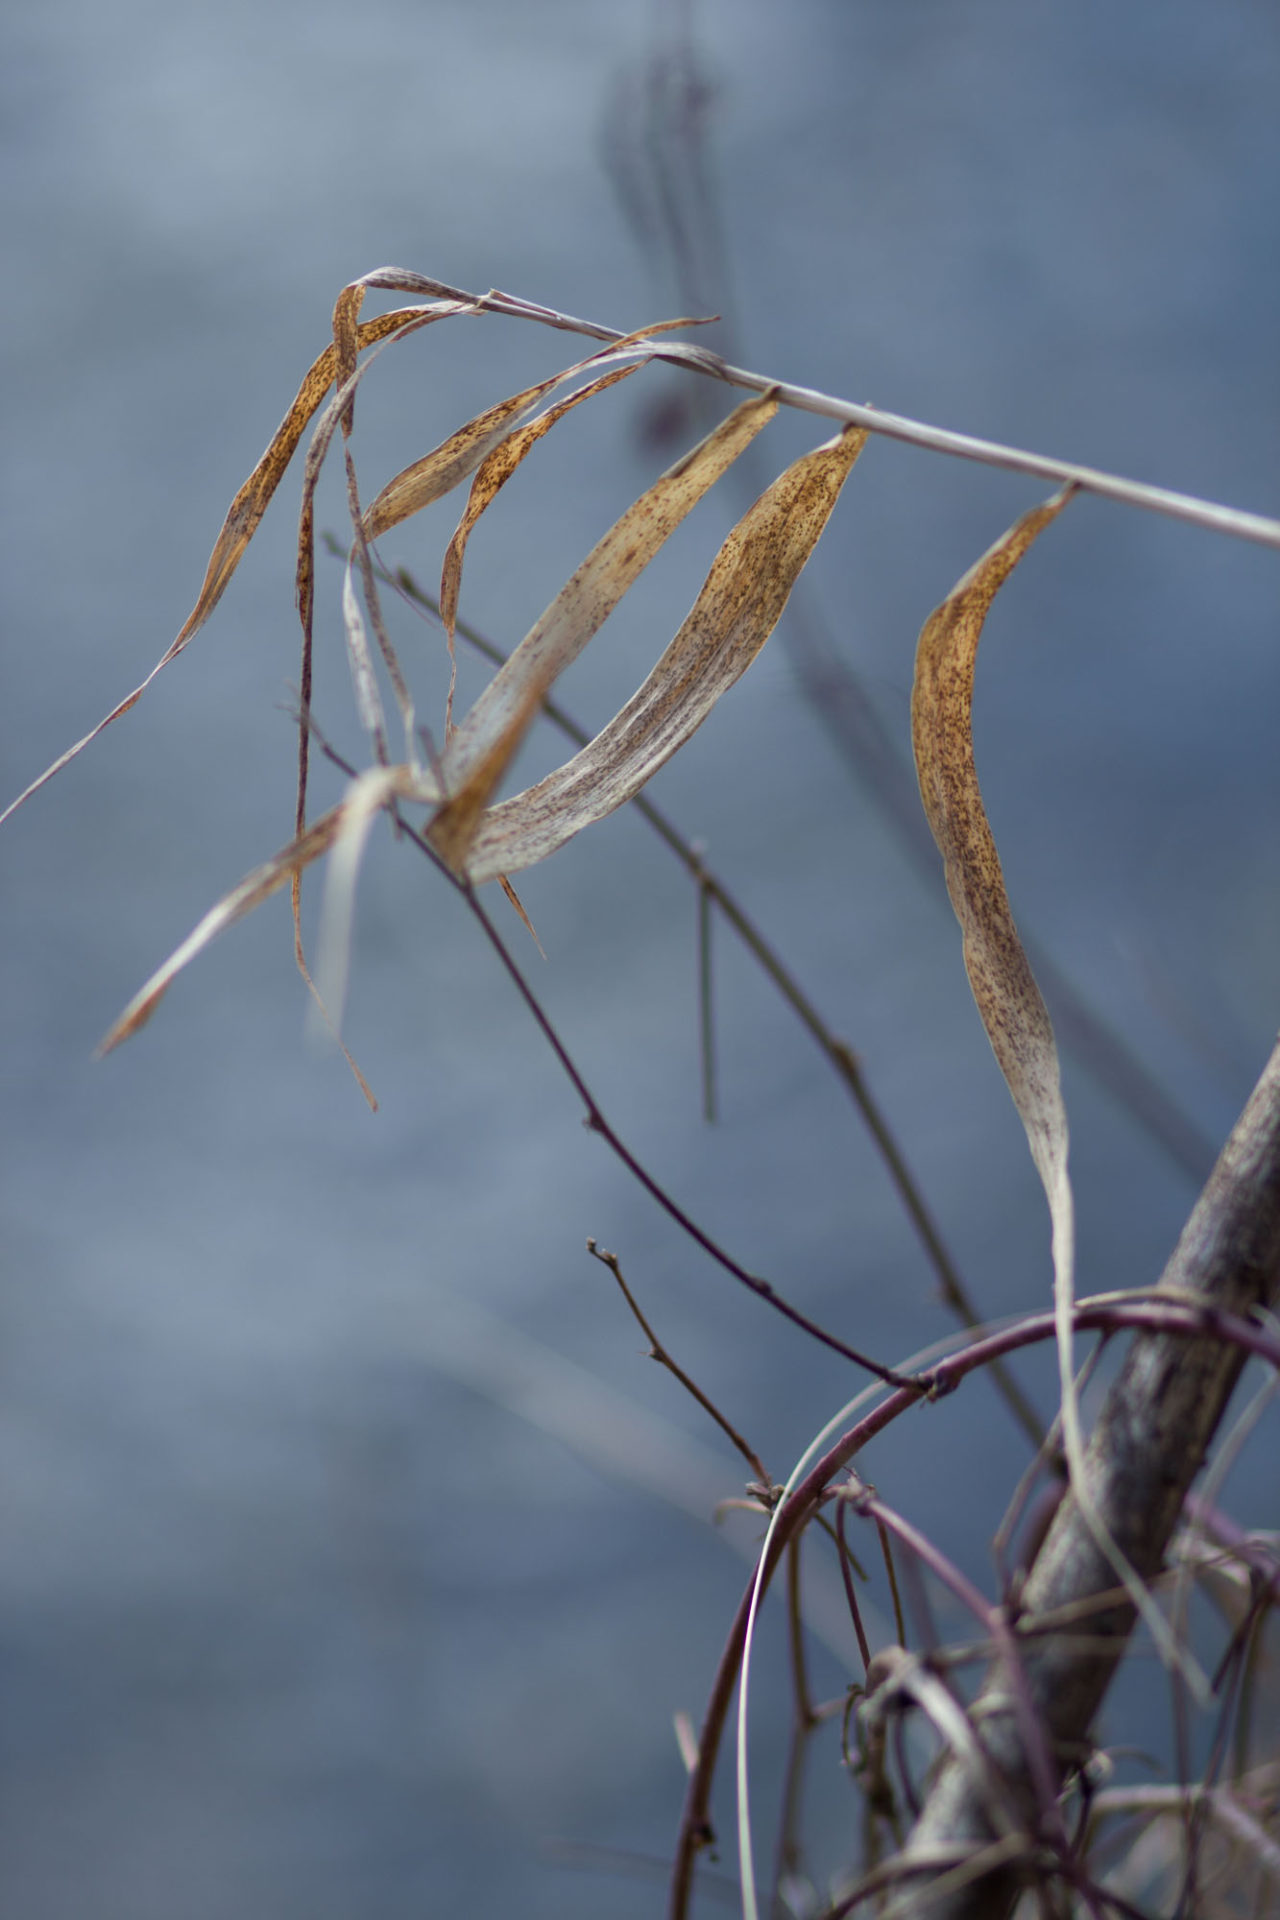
[
  {"left": 99, "top": 764, "right": 439, "bottom": 1055},
  {"left": 463, "top": 424, "right": 869, "bottom": 883},
  {"left": 363, "top": 375, "right": 569, "bottom": 542},
  {"left": 438, "top": 360, "right": 643, "bottom": 720},
  {"left": 424, "top": 389, "right": 780, "bottom": 873},
  {"left": 98, "top": 807, "right": 354, "bottom": 1055},
  {"left": 910, "top": 484, "right": 1202, "bottom": 1691}
]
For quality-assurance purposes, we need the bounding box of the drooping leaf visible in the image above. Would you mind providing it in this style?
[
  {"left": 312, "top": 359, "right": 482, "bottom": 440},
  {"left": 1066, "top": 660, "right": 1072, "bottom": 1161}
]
[
  {"left": 424, "top": 389, "right": 780, "bottom": 873},
  {"left": 98, "top": 763, "right": 435, "bottom": 1055},
  {"left": 0, "top": 300, "right": 456, "bottom": 828},
  {"left": 911, "top": 487, "right": 1075, "bottom": 1216},
  {"left": 97, "top": 805, "right": 354, "bottom": 1054},
  {"left": 910, "top": 484, "right": 1201, "bottom": 1689},
  {"left": 461, "top": 424, "right": 868, "bottom": 883}
]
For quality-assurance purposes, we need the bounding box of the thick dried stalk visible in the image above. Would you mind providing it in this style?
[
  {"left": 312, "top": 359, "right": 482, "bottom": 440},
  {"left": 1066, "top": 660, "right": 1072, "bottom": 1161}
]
[{"left": 884, "top": 1035, "right": 1280, "bottom": 1918}]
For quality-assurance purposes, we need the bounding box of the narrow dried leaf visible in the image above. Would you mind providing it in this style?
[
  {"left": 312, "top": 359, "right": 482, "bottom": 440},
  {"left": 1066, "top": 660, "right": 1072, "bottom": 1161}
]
[
  {"left": 438, "top": 360, "right": 643, "bottom": 724},
  {"left": 910, "top": 486, "right": 1202, "bottom": 1691},
  {"left": 1, "top": 302, "right": 449, "bottom": 828},
  {"left": 294, "top": 309, "right": 471, "bottom": 838},
  {"left": 911, "top": 492, "right": 1076, "bottom": 1426},
  {"left": 424, "top": 391, "right": 779, "bottom": 873},
  {"left": 342, "top": 558, "right": 391, "bottom": 761},
  {"left": 363, "top": 377, "right": 559, "bottom": 542},
  {"left": 911, "top": 488, "right": 1075, "bottom": 1207},
  {"left": 312, "top": 767, "right": 407, "bottom": 1031},
  {"left": 462, "top": 424, "right": 867, "bottom": 883},
  {"left": 98, "top": 809, "right": 352, "bottom": 1055},
  {"left": 362, "top": 316, "right": 702, "bottom": 545},
  {"left": 101, "top": 763, "right": 438, "bottom": 1056}
]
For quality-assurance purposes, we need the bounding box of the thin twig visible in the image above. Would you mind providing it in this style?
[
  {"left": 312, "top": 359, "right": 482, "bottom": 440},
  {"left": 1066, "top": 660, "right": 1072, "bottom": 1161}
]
[
  {"left": 696, "top": 864, "right": 716, "bottom": 1125},
  {"left": 587, "top": 1237, "right": 770, "bottom": 1486},
  {"left": 357, "top": 550, "right": 1042, "bottom": 1441},
  {"left": 306, "top": 724, "right": 920, "bottom": 1389}
]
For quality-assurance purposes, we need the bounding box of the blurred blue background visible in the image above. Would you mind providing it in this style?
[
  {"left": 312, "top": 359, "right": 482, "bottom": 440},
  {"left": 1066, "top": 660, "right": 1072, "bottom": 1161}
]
[{"left": 2, "top": 2, "right": 1278, "bottom": 1914}]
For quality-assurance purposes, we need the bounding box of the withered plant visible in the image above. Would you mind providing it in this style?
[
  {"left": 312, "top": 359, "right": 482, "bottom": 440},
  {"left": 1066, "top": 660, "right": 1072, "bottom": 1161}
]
[{"left": 7, "top": 267, "right": 1280, "bottom": 1919}]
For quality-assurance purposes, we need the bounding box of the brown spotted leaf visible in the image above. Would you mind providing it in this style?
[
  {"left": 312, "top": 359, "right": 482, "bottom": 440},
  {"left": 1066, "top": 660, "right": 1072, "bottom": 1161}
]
[
  {"left": 462, "top": 424, "right": 869, "bottom": 883},
  {"left": 1, "top": 300, "right": 455, "bottom": 828},
  {"left": 362, "top": 317, "right": 701, "bottom": 544},
  {"left": 437, "top": 360, "right": 642, "bottom": 729},
  {"left": 424, "top": 389, "right": 780, "bottom": 873},
  {"left": 910, "top": 484, "right": 1197, "bottom": 1683},
  {"left": 911, "top": 486, "right": 1075, "bottom": 1208}
]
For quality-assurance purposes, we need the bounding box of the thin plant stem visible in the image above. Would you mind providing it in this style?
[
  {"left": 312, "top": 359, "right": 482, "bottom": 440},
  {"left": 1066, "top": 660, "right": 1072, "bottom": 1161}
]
[
  {"left": 769, "top": 1539, "right": 820, "bottom": 1918},
  {"left": 354, "top": 550, "right": 1043, "bottom": 1444},
  {"left": 306, "top": 722, "right": 921, "bottom": 1389},
  {"left": 357, "top": 268, "right": 1280, "bottom": 553},
  {"left": 587, "top": 1237, "right": 771, "bottom": 1487},
  {"left": 697, "top": 866, "right": 716, "bottom": 1124}
]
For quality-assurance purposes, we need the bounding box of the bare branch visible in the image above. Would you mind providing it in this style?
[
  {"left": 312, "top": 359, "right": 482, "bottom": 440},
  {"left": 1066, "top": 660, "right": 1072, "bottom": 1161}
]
[{"left": 884, "top": 1034, "right": 1280, "bottom": 1918}]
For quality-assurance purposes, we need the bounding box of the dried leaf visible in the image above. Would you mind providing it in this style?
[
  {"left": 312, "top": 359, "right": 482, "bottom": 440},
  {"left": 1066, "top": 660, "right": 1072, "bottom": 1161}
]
[
  {"left": 100, "top": 764, "right": 434, "bottom": 1055},
  {"left": 1, "top": 301, "right": 451, "bottom": 828},
  {"left": 439, "top": 362, "right": 644, "bottom": 635},
  {"left": 910, "top": 485, "right": 1202, "bottom": 1692},
  {"left": 363, "top": 375, "right": 567, "bottom": 543},
  {"left": 911, "top": 488, "right": 1075, "bottom": 1214},
  {"left": 424, "top": 390, "right": 780, "bottom": 873},
  {"left": 438, "top": 360, "right": 642, "bottom": 729},
  {"left": 911, "top": 492, "right": 1076, "bottom": 1445},
  {"left": 462, "top": 424, "right": 868, "bottom": 883},
  {"left": 362, "top": 317, "right": 700, "bottom": 545},
  {"left": 98, "top": 807, "right": 353, "bottom": 1054},
  {"left": 342, "top": 557, "right": 391, "bottom": 762}
]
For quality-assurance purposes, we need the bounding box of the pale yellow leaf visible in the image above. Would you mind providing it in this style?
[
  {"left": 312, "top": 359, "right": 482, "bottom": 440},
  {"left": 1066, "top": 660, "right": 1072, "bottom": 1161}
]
[
  {"left": 911, "top": 487, "right": 1075, "bottom": 1202},
  {"left": 462, "top": 424, "right": 868, "bottom": 884}
]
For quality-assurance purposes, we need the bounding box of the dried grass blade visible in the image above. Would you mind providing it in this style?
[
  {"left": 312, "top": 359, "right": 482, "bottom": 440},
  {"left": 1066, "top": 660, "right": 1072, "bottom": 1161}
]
[
  {"left": 910, "top": 488, "right": 1074, "bottom": 1236},
  {"left": 462, "top": 425, "right": 866, "bottom": 883},
  {"left": 362, "top": 375, "right": 571, "bottom": 542},
  {"left": 910, "top": 485, "right": 1202, "bottom": 1691},
  {"left": 101, "top": 763, "right": 440, "bottom": 1055},
  {"left": 98, "top": 808, "right": 352, "bottom": 1054},
  {"left": 424, "top": 391, "right": 779, "bottom": 873},
  {"left": 1, "top": 304, "right": 444, "bottom": 828},
  {"left": 911, "top": 491, "right": 1076, "bottom": 1463},
  {"left": 438, "top": 360, "right": 643, "bottom": 727},
  {"left": 342, "top": 558, "right": 391, "bottom": 761},
  {"left": 312, "top": 767, "right": 404, "bottom": 1032},
  {"left": 362, "top": 316, "right": 704, "bottom": 544},
  {"left": 179, "top": 304, "right": 435, "bottom": 651}
]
